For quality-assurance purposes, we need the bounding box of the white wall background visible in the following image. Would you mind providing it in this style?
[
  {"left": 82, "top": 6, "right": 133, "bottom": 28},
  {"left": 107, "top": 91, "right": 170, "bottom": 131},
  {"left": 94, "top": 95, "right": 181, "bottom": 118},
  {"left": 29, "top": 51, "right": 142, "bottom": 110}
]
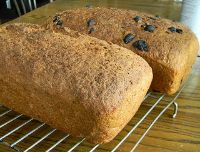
[{"left": 180, "top": 0, "right": 200, "bottom": 56}]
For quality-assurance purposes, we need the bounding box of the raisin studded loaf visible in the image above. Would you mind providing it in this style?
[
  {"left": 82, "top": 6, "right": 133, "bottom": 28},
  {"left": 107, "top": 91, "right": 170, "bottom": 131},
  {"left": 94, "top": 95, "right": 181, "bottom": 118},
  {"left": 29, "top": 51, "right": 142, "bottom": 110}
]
[
  {"left": 0, "top": 23, "right": 152, "bottom": 144},
  {"left": 43, "top": 7, "right": 199, "bottom": 94}
]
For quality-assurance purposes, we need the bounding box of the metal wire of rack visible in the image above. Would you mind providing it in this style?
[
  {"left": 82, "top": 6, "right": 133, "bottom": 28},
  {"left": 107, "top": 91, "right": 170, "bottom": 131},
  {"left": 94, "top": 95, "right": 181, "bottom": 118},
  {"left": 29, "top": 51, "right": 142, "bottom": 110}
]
[{"left": 0, "top": 86, "right": 184, "bottom": 152}]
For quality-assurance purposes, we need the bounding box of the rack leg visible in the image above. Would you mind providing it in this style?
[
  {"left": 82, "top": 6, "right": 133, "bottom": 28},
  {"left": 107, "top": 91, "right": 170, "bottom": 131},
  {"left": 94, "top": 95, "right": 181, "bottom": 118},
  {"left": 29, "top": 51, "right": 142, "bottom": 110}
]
[{"left": 172, "top": 101, "right": 178, "bottom": 118}]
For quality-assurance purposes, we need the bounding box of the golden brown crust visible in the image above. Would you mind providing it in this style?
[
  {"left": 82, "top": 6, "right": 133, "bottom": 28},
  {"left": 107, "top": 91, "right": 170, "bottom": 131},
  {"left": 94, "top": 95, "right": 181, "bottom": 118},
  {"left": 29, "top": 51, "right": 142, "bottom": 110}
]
[
  {"left": 0, "top": 23, "right": 152, "bottom": 143},
  {"left": 43, "top": 7, "right": 199, "bottom": 94}
]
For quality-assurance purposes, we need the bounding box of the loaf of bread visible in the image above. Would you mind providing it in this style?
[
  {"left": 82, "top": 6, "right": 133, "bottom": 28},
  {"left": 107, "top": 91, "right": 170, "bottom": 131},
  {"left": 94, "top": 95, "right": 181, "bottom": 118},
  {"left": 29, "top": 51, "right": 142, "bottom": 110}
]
[
  {"left": 43, "top": 7, "right": 199, "bottom": 94},
  {"left": 0, "top": 23, "right": 152, "bottom": 144}
]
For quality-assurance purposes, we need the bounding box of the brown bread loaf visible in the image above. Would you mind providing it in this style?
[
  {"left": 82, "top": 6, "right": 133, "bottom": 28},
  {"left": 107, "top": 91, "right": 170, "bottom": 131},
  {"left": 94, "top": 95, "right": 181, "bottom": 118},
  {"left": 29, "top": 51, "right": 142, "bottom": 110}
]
[
  {"left": 43, "top": 7, "right": 199, "bottom": 94},
  {"left": 0, "top": 23, "right": 152, "bottom": 144}
]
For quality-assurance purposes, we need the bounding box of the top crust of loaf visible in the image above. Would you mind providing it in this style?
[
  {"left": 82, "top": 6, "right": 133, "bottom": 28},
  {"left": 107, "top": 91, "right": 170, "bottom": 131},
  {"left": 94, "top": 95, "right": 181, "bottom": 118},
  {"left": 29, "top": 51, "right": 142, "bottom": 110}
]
[
  {"left": 0, "top": 23, "right": 152, "bottom": 143},
  {"left": 44, "top": 7, "right": 199, "bottom": 70},
  {"left": 43, "top": 7, "right": 199, "bottom": 94},
  {"left": 0, "top": 23, "right": 152, "bottom": 115}
]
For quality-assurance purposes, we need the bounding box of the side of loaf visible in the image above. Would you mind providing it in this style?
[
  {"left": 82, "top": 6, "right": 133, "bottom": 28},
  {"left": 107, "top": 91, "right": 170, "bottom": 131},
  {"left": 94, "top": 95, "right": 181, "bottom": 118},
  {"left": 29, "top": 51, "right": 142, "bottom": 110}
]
[
  {"left": 43, "top": 7, "right": 199, "bottom": 94},
  {"left": 0, "top": 23, "right": 152, "bottom": 144}
]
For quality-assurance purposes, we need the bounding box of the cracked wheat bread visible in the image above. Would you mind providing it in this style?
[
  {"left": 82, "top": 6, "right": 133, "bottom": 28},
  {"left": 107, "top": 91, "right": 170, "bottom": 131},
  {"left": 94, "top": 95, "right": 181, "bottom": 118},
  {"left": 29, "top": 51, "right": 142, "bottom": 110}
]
[
  {"left": 43, "top": 7, "right": 199, "bottom": 94},
  {"left": 0, "top": 23, "right": 152, "bottom": 144}
]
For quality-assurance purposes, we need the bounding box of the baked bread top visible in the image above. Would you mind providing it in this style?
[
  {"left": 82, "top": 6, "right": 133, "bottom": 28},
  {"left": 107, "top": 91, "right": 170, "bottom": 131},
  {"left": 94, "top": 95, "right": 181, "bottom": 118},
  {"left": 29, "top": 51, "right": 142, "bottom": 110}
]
[
  {"left": 0, "top": 23, "right": 152, "bottom": 114},
  {"left": 43, "top": 7, "right": 199, "bottom": 94},
  {"left": 43, "top": 7, "right": 199, "bottom": 71}
]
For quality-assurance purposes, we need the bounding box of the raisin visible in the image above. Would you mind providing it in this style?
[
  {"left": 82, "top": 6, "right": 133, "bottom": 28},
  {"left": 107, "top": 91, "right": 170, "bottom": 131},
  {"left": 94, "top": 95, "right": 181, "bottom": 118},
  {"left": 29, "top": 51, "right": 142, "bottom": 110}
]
[
  {"left": 176, "top": 28, "right": 183, "bottom": 34},
  {"left": 155, "top": 15, "right": 160, "bottom": 18},
  {"left": 53, "top": 15, "right": 60, "bottom": 23},
  {"left": 144, "top": 25, "right": 155, "bottom": 32},
  {"left": 123, "top": 33, "right": 135, "bottom": 44},
  {"left": 133, "top": 40, "right": 148, "bottom": 51},
  {"left": 88, "top": 27, "right": 95, "bottom": 34},
  {"left": 56, "top": 20, "right": 63, "bottom": 26},
  {"left": 87, "top": 19, "right": 96, "bottom": 27},
  {"left": 168, "top": 27, "right": 183, "bottom": 34},
  {"left": 168, "top": 27, "right": 176, "bottom": 32},
  {"left": 133, "top": 16, "right": 141, "bottom": 22}
]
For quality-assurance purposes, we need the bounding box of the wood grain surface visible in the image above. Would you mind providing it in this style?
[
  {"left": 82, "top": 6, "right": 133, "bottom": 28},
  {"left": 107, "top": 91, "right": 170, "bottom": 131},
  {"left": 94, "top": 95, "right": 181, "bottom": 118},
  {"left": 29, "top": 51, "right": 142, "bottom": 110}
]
[{"left": 0, "top": 0, "right": 200, "bottom": 152}]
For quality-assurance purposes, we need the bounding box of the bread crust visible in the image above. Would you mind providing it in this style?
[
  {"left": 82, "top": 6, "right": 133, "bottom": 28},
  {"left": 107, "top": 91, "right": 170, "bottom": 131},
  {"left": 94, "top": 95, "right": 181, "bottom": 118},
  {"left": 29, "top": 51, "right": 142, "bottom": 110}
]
[
  {"left": 43, "top": 7, "right": 199, "bottom": 94},
  {"left": 0, "top": 23, "right": 152, "bottom": 143}
]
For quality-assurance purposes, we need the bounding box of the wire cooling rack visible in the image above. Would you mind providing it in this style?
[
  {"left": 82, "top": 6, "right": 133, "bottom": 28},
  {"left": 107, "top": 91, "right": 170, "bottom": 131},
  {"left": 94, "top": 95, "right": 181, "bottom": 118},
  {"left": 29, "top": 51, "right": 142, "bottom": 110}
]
[{"left": 0, "top": 86, "right": 184, "bottom": 152}]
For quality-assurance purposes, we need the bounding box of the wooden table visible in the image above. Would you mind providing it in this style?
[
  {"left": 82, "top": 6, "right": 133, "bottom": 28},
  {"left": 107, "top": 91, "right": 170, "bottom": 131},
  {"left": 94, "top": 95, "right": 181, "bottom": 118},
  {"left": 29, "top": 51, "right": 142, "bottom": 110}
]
[
  {"left": 8, "top": 0, "right": 183, "bottom": 24},
  {"left": 0, "top": 0, "right": 200, "bottom": 151}
]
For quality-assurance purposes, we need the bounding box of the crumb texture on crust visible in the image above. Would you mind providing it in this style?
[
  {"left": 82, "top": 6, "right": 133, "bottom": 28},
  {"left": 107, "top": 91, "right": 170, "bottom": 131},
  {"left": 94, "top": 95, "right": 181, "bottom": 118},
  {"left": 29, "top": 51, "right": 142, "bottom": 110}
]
[
  {"left": 43, "top": 7, "right": 199, "bottom": 94},
  {"left": 0, "top": 23, "right": 152, "bottom": 143}
]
